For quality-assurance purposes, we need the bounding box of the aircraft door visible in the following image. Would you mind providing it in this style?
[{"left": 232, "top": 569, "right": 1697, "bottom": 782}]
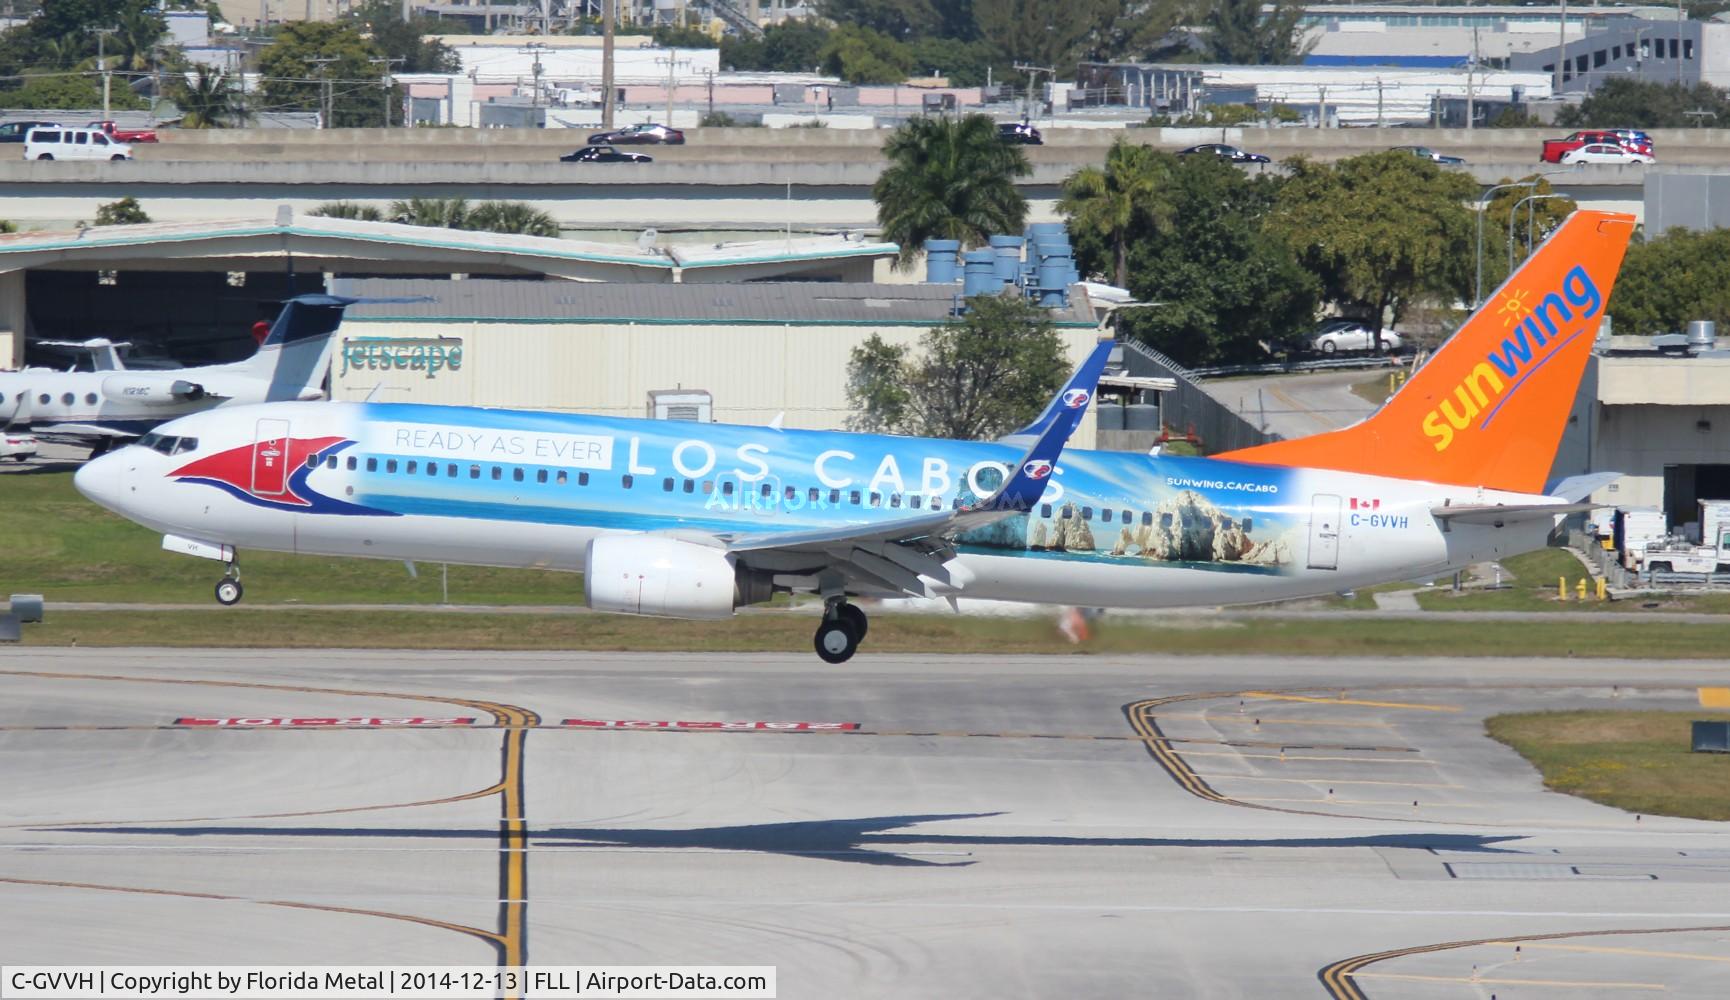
[
  {"left": 1307, "top": 493, "right": 1341, "bottom": 571},
  {"left": 252, "top": 418, "right": 291, "bottom": 497}
]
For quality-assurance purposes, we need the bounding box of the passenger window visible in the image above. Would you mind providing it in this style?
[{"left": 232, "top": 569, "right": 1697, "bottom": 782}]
[
  {"left": 578, "top": 472, "right": 589, "bottom": 486},
  {"left": 1243, "top": 517, "right": 1254, "bottom": 533},
  {"left": 1160, "top": 513, "right": 1173, "bottom": 529},
  {"left": 783, "top": 486, "right": 795, "bottom": 501},
  {"left": 931, "top": 497, "right": 944, "bottom": 511},
  {"left": 73, "top": 133, "right": 87, "bottom": 145},
  {"left": 347, "top": 456, "right": 357, "bottom": 471},
  {"left": 385, "top": 459, "right": 397, "bottom": 473},
  {"left": 406, "top": 460, "right": 417, "bottom": 474},
  {"left": 683, "top": 479, "right": 694, "bottom": 493},
  {"left": 93, "top": 134, "right": 108, "bottom": 145},
  {"left": 722, "top": 481, "right": 734, "bottom": 496},
  {"left": 1101, "top": 510, "right": 1112, "bottom": 523},
  {"left": 365, "top": 458, "right": 377, "bottom": 472},
  {"left": 556, "top": 470, "right": 568, "bottom": 485},
  {"left": 1082, "top": 507, "right": 1093, "bottom": 520},
  {"left": 1142, "top": 512, "right": 1153, "bottom": 526},
  {"left": 910, "top": 495, "right": 922, "bottom": 510},
  {"left": 426, "top": 462, "right": 437, "bottom": 477},
  {"left": 663, "top": 477, "right": 675, "bottom": 491},
  {"left": 491, "top": 466, "right": 502, "bottom": 480},
  {"left": 702, "top": 480, "right": 713, "bottom": 494},
  {"left": 1041, "top": 503, "right": 1052, "bottom": 518},
  {"left": 890, "top": 494, "right": 901, "bottom": 508},
  {"left": 469, "top": 465, "right": 480, "bottom": 479},
  {"left": 536, "top": 469, "right": 547, "bottom": 484},
  {"left": 447, "top": 464, "right": 457, "bottom": 477},
  {"left": 849, "top": 490, "right": 861, "bottom": 505},
  {"left": 305, "top": 454, "right": 318, "bottom": 469},
  {"left": 326, "top": 456, "right": 337, "bottom": 469},
  {"left": 84, "top": 392, "right": 97, "bottom": 404},
  {"left": 61, "top": 392, "right": 74, "bottom": 405},
  {"left": 829, "top": 489, "right": 840, "bottom": 504},
  {"left": 622, "top": 475, "right": 634, "bottom": 488},
  {"left": 1060, "top": 506, "right": 1072, "bottom": 519},
  {"left": 869, "top": 492, "right": 881, "bottom": 508},
  {"left": 37, "top": 393, "right": 49, "bottom": 405},
  {"left": 512, "top": 468, "right": 524, "bottom": 482}
]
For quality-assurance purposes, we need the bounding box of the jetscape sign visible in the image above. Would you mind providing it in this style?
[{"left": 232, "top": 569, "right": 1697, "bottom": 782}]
[{"left": 564, "top": 719, "right": 859, "bottom": 731}]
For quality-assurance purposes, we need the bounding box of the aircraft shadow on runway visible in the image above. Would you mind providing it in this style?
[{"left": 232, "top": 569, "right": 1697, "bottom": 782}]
[{"left": 45, "top": 815, "right": 1529, "bottom": 868}]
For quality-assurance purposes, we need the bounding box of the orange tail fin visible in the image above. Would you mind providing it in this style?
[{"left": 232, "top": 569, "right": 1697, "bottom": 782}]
[{"left": 1220, "top": 210, "right": 1636, "bottom": 494}]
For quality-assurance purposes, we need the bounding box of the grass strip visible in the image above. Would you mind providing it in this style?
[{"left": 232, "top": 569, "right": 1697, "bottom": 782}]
[
  {"left": 1487, "top": 710, "right": 1730, "bottom": 821},
  {"left": 24, "top": 610, "right": 1730, "bottom": 658}
]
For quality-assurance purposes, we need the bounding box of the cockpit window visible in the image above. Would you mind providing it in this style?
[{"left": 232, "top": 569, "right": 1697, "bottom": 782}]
[
  {"left": 133, "top": 432, "right": 197, "bottom": 456},
  {"left": 170, "top": 437, "right": 197, "bottom": 455}
]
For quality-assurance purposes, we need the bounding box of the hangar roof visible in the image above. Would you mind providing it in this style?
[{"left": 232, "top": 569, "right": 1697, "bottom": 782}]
[
  {"left": 0, "top": 212, "right": 898, "bottom": 283},
  {"left": 333, "top": 277, "right": 1101, "bottom": 327}
]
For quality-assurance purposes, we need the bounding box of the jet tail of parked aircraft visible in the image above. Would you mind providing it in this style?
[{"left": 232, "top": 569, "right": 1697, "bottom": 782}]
[
  {"left": 1221, "top": 210, "right": 1636, "bottom": 495},
  {"left": 218, "top": 294, "right": 427, "bottom": 402}
]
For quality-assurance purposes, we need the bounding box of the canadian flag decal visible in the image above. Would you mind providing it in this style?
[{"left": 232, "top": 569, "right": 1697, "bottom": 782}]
[{"left": 1350, "top": 498, "right": 1381, "bottom": 510}]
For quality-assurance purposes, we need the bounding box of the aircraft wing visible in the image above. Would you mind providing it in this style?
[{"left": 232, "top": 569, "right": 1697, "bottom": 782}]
[
  {"left": 1430, "top": 502, "right": 1601, "bottom": 526},
  {"left": 713, "top": 341, "right": 1115, "bottom": 597}
]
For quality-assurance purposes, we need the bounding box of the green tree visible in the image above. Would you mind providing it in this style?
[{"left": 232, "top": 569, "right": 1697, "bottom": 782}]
[
  {"left": 111, "top": 5, "right": 167, "bottom": 72},
  {"left": 1058, "top": 139, "right": 1173, "bottom": 289},
  {"left": 257, "top": 21, "right": 387, "bottom": 128},
  {"left": 1115, "top": 155, "right": 1317, "bottom": 367},
  {"left": 874, "top": 113, "right": 1030, "bottom": 267},
  {"left": 311, "top": 201, "right": 383, "bottom": 221},
  {"left": 467, "top": 201, "right": 559, "bottom": 237},
  {"left": 1201, "top": 0, "right": 1312, "bottom": 65},
  {"left": 1556, "top": 78, "right": 1730, "bottom": 129},
  {"left": 908, "top": 36, "right": 1002, "bottom": 87},
  {"left": 649, "top": 24, "right": 718, "bottom": 49},
  {"left": 820, "top": 24, "right": 914, "bottom": 84},
  {"left": 172, "top": 65, "right": 243, "bottom": 128},
  {"left": 972, "top": 0, "right": 1119, "bottom": 78},
  {"left": 94, "top": 197, "right": 151, "bottom": 226},
  {"left": 0, "top": 72, "right": 146, "bottom": 110},
  {"left": 819, "top": 0, "right": 944, "bottom": 41},
  {"left": 353, "top": 0, "right": 461, "bottom": 73},
  {"left": 0, "top": 219, "right": 15, "bottom": 234},
  {"left": 846, "top": 294, "right": 1068, "bottom": 439},
  {"left": 1609, "top": 228, "right": 1730, "bottom": 335},
  {"left": 1269, "top": 151, "right": 1476, "bottom": 338},
  {"left": 722, "top": 19, "right": 830, "bottom": 73}
]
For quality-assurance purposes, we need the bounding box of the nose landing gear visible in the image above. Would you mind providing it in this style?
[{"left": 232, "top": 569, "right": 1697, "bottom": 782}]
[
  {"left": 214, "top": 564, "right": 243, "bottom": 606},
  {"left": 813, "top": 598, "right": 868, "bottom": 664}
]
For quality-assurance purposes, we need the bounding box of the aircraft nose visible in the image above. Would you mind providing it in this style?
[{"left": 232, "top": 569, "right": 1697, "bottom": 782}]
[{"left": 73, "top": 451, "right": 125, "bottom": 512}]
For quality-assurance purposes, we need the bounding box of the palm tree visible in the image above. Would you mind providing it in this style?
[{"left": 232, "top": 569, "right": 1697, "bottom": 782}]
[
  {"left": 173, "top": 66, "right": 243, "bottom": 129},
  {"left": 467, "top": 201, "right": 560, "bottom": 238},
  {"left": 873, "top": 113, "right": 1031, "bottom": 267},
  {"left": 113, "top": 8, "right": 169, "bottom": 73},
  {"left": 388, "top": 198, "right": 471, "bottom": 229},
  {"left": 40, "top": 36, "right": 85, "bottom": 71},
  {"left": 1058, "top": 141, "right": 1174, "bottom": 289}
]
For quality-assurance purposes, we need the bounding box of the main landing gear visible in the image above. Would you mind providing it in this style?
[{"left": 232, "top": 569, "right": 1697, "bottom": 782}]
[
  {"left": 214, "top": 564, "right": 243, "bottom": 606},
  {"left": 813, "top": 598, "right": 868, "bottom": 664}
]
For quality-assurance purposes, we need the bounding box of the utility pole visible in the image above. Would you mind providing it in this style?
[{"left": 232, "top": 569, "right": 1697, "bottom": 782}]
[
  {"left": 92, "top": 27, "right": 117, "bottom": 121},
  {"left": 656, "top": 55, "right": 690, "bottom": 125},
  {"left": 370, "top": 56, "right": 404, "bottom": 127},
  {"left": 1466, "top": 26, "right": 1478, "bottom": 130},
  {"left": 1013, "top": 62, "right": 1054, "bottom": 124},
  {"left": 520, "top": 43, "right": 550, "bottom": 107},
  {"left": 704, "top": 68, "right": 715, "bottom": 118},
  {"left": 602, "top": 0, "right": 616, "bottom": 128},
  {"left": 308, "top": 56, "right": 338, "bottom": 128},
  {"left": 1677, "top": 0, "right": 1685, "bottom": 87},
  {"left": 1556, "top": 0, "right": 1567, "bottom": 95}
]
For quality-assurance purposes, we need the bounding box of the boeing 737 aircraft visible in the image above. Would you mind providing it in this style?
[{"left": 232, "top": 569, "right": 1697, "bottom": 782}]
[
  {"left": 75, "top": 211, "right": 1634, "bottom": 662},
  {"left": 1, "top": 299, "right": 347, "bottom": 452}
]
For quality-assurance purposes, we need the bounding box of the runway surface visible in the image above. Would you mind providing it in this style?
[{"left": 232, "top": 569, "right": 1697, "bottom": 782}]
[{"left": 3, "top": 649, "right": 1729, "bottom": 997}]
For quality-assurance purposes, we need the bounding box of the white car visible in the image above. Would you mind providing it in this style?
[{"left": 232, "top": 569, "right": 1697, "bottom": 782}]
[
  {"left": 1, "top": 431, "right": 38, "bottom": 461},
  {"left": 23, "top": 126, "right": 133, "bottom": 161},
  {"left": 1312, "top": 320, "right": 1402, "bottom": 354},
  {"left": 1560, "top": 143, "right": 1654, "bottom": 165}
]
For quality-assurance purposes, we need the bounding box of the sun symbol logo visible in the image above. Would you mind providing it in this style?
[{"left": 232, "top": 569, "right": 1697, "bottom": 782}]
[{"left": 1497, "top": 288, "right": 1532, "bottom": 328}]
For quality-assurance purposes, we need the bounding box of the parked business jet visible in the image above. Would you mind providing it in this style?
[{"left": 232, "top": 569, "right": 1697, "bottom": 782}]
[
  {"left": 1, "top": 297, "right": 347, "bottom": 453},
  {"left": 75, "top": 211, "right": 1633, "bottom": 662}
]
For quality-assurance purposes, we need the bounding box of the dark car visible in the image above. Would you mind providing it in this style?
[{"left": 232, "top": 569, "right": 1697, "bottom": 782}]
[
  {"left": 0, "top": 120, "right": 61, "bottom": 143},
  {"left": 586, "top": 123, "right": 685, "bottom": 145},
  {"left": 1176, "top": 143, "right": 1270, "bottom": 164},
  {"left": 560, "top": 145, "right": 653, "bottom": 163},
  {"left": 1392, "top": 145, "right": 1466, "bottom": 165},
  {"left": 997, "top": 121, "right": 1043, "bottom": 145}
]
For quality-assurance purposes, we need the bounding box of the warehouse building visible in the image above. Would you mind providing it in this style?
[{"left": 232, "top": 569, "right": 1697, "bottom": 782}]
[{"left": 327, "top": 278, "right": 1107, "bottom": 444}]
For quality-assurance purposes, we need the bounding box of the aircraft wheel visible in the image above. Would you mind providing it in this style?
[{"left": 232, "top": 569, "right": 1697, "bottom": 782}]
[
  {"left": 836, "top": 602, "right": 868, "bottom": 641},
  {"left": 215, "top": 578, "right": 243, "bottom": 606},
  {"left": 813, "top": 618, "right": 859, "bottom": 665}
]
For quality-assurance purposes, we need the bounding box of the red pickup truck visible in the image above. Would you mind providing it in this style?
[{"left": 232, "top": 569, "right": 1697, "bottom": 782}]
[
  {"left": 1541, "top": 129, "right": 1650, "bottom": 162},
  {"left": 86, "top": 120, "right": 158, "bottom": 143}
]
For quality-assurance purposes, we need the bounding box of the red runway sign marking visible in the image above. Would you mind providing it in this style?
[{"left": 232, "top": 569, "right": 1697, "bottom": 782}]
[
  {"left": 563, "top": 719, "right": 860, "bottom": 731},
  {"left": 175, "top": 717, "right": 477, "bottom": 727}
]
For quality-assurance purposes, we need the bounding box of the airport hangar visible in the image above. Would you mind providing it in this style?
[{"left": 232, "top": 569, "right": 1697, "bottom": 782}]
[{"left": 0, "top": 212, "right": 1107, "bottom": 441}]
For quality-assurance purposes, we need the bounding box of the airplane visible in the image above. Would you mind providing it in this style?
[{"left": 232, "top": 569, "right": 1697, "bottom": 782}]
[
  {"left": 74, "top": 211, "right": 1635, "bottom": 663},
  {"left": 0, "top": 297, "right": 349, "bottom": 454}
]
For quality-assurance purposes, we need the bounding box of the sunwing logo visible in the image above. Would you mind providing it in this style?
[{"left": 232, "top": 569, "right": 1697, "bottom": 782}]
[
  {"left": 171, "top": 437, "right": 397, "bottom": 516},
  {"left": 1062, "top": 389, "right": 1091, "bottom": 409},
  {"left": 1422, "top": 264, "right": 1602, "bottom": 452}
]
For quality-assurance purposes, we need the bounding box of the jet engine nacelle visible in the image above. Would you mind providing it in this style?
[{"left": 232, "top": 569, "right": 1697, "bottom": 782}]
[
  {"left": 584, "top": 535, "right": 742, "bottom": 620},
  {"left": 101, "top": 376, "right": 207, "bottom": 406}
]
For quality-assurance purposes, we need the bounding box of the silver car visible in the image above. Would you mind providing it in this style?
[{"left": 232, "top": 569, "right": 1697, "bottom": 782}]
[{"left": 1312, "top": 320, "right": 1402, "bottom": 354}]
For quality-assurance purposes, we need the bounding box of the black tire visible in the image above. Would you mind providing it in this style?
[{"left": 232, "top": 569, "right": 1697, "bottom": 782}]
[
  {"left": 215, "top": 578, "right": 243, "bottom": 606},
  {"left": 1647, "top": 562, "right": 1671, "bottom": 574},
  {"left": 36, "top": 153, "right": 52, "bottom": 160},
  {"left": 1321, "top": 340, "right": 1337, "bottom": 355},
  {"left": 813, "top": 619, "right": 859, "bottom": 664},
  {"left": 110, "top": 154, "right": 126, "bottom": 161},
  {"left": 1376, "top": 338, "right": 1391, "bottom": 353},
  {"left": 836, "top": 603, "right": 868, "bottom": 641}
]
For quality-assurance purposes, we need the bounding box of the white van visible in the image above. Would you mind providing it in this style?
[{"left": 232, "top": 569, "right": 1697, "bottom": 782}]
[{"left": 23, "top": 126, "right": 132, "bottom": 161}]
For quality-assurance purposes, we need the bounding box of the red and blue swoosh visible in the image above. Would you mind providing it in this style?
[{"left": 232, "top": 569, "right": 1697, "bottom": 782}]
[{"left": 170, "top": 437, "right": 398, "bottom": 516}]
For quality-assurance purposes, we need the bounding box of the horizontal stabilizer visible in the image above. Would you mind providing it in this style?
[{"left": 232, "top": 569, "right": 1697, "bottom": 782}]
[
  {"left": 1546, "top": 472, "right": 1621, "bottom": 503},
  {"left": 1430, "top": 502, "right": 1599, "bottom": 526}
]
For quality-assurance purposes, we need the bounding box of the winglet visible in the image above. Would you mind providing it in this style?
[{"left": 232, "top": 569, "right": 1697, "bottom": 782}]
[
  {"left": 971, "top": 339, "right": 1113, "bottom": 513},
  {"left": 999, "top": 339, "right": 1116, "bottom": 445}
]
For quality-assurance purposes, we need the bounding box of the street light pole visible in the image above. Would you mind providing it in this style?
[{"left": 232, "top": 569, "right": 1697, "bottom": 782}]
[
  {"left": 92, "top": 27, "right": 116, "bottom": 121},
  {"left": 1476, "top": 180, "right": 1537, "bottom": 307},
  {"left": 1510, "top": 193, "right": 1568, "bottom": 273}
]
